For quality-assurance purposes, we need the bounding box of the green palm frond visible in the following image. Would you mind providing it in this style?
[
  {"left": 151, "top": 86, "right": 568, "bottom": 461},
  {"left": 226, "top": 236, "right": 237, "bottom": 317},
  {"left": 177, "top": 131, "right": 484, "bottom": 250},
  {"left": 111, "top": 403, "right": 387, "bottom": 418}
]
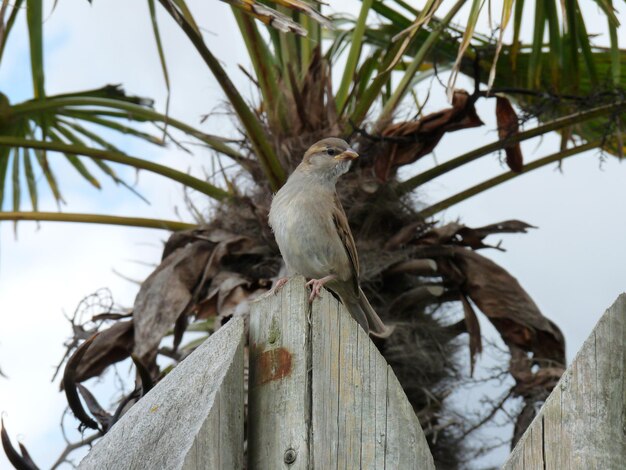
[
  {"left": 2, "top": 0, "right": 624, "bottom": 223},
  {"left": 419, "top": 140, "right": 601, "bottom": 217},
  {"left": 0, "top": 211, "right": 195, "bottom": 230},
  {"left": 0, "top": 86, "right": 242, "bottom": 210},
  {"left": 0, "top": 136, "right": 231, "bottom": 201},
  {"left": 0, "top": 0, "right": 25, "bottom": 62},
  {"left": 1, "top": 0, "right": 245, "bottom": 213},
  {"left": 157, "top": 0, "right": 286, "bottom": 189},
  {"left": 342, "top": 1, "right": 625, "bottom": 156}
]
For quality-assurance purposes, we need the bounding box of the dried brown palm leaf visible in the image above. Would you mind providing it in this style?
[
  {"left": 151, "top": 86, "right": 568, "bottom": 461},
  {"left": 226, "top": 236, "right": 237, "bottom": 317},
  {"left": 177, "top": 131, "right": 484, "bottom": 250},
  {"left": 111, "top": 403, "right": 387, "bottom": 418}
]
[
  {"left": 130, "top": 354, "right": 154, "bottom": 396},
  {"left": 76, "top": 384, "right": 113, "bottom": 432},
  {"left": 416, "top": 220, "right": 536, "bottom": 250},
  {"left": 507, "top": 343, "right": 563, "bottom": 395},
  {"left": 375, "top": 90, "right": 483, "bottom": 181},
  {"left": 279, "top": 49, "right": 340, "bottom": 161},
  {"left": 197, "top": 271, "right": 251, "bottom": 320},
  {"left": 408, "top": 220, "right": 564, "bottom": 389},
  {"left": 132, "top": 240, "right": 214, "bottom": 364},
  {"left": 407, "top": 232, "right": 565, "bottom": 445},
  {"left": 508, "top": 344, "right": 564, "bottom": 447},
  {"left": 425, "top": 246, "right": 565, "bottom": 367},
  {"left": 133, "top": 226, "right": 262, "bottom": 363},
  {"left": 496, "top": 96, "right": 524, "bottom": 172},
  {"left": 62, "top": 335, "right": 100, "bottom": 430},
  {"left": 460, "top": 293, "right": 482, "bottom": 375},
  {"left": 67, "top": 321, "right": 134, "bottom": 385},
  {"left": 1, "top": 418, "right": 40, "bottom": 470},
  {"left": 267, "top": 64, "right": 342, "bottom": 182}
]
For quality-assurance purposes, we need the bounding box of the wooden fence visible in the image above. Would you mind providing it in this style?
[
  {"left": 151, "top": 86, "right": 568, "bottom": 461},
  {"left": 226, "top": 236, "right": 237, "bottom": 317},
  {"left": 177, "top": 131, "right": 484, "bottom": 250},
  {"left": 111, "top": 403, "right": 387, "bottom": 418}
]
[
  {"left": 78, "top": 279, "right": 625, "bottom": 469},
  {"left": 502, "top": 293, "right": 625, "bottom": 469}
]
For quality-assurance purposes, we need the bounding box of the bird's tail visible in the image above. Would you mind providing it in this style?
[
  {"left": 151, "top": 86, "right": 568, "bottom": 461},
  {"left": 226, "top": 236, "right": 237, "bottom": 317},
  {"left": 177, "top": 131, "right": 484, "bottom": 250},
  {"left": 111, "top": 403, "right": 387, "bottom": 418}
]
[{"left": 343, "top": 288, "right": 394, "bottom": 339}]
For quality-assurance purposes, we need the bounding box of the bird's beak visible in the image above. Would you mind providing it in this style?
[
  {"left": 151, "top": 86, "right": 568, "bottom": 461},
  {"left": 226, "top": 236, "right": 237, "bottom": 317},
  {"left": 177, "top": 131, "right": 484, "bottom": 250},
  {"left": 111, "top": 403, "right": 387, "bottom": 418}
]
[{"left": 335, "top": 149, "right": 359, "bottom": 161}]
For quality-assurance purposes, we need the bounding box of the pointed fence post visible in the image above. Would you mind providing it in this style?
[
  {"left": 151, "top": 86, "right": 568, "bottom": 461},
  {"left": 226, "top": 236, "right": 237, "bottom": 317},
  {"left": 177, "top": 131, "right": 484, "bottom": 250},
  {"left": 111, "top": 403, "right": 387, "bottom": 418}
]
[
  {"left": 502, "top": 294, "right": 625, "bottom": 469},
  {"left": 248, "top": 277, "right": 435, "bottom": 469},
  {"left": 78, "top": 317, "right": 245, "bottom": 470}
]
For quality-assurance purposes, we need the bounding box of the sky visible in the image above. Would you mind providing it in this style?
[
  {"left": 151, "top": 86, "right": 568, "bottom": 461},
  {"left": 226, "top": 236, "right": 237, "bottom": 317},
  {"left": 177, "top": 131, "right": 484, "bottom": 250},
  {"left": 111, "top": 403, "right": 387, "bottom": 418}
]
[{"left": 0, "top": 1, "right": 625, "bottom": 468}]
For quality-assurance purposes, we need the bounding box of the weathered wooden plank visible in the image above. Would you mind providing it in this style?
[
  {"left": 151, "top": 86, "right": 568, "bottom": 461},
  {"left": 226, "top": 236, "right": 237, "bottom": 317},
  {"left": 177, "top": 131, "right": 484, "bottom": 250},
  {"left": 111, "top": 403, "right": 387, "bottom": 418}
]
[
  {"left": 79, "top": 317, "right": 245, "bottom": 470},
  {"left": 541, "top": 389, "right": 563, "bottom": 469},
  {"left": 183, "top": 329, "right": 244, "bottom": 470},
  {"left": 311, "top": 290, "right": 341, "bottom": 468},
  {"left": 503, "top": 293, "right": 626, "bottom": 469},
  {"left": 358, "top": 320, "right": 387, "bottom": 469},
  {"left": 310, "top": 284, "right": 435, "bottom": 469},
  {"left": 385, "top": 367, "right": 435, "bottom": 469},
  {"left": 523, "top": 421, "right": 542, "bottom": 469},
  {"left": 248, "top": 277, "right": 310, "bottom": 469},
  {"left": 336, "top": 303, "right": 362, "bottom": 468},
  {"left": 372, "top": 342, "right": 389, "bottom": 469}
]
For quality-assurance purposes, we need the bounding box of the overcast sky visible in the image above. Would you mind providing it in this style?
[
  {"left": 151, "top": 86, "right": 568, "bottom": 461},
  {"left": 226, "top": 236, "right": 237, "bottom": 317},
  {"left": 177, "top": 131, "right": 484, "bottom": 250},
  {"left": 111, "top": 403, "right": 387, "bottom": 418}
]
[{"left": 1, "top": 1, "right": 624, "bottom": 468}]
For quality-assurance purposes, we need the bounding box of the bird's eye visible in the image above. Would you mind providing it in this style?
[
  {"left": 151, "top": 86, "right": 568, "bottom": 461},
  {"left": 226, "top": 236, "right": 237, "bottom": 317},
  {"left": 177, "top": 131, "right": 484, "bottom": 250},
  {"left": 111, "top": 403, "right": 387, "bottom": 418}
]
[{"left": 327, "top": 148, "right": 336, "bottom": 156}]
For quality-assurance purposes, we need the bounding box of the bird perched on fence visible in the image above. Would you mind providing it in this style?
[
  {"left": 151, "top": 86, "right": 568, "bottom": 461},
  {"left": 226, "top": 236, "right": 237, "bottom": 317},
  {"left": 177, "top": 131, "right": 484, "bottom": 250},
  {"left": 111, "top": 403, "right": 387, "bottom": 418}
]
[{"left": 268, "top": 137, "right": 394, "bottom": 338}]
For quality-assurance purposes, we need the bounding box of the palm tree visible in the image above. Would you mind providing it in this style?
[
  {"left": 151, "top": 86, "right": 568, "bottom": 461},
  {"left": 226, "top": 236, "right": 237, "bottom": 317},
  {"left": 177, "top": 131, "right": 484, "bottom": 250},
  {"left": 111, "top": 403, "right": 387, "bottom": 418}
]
[{"left": 1, "top": 0, "right": 624, "bottom": 467}]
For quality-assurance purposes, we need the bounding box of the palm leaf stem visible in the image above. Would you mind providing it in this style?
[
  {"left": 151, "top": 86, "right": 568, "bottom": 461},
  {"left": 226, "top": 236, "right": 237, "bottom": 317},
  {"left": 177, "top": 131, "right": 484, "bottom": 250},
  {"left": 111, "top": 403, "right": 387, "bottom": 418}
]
[
  {"left": 0, "top": 137, "right": 230, "bottom": 200},
  {"left": 398, "top": 100, "right": 626, "bottom": 194},
  {"left": 0, "top": 211, "right": 195, "bottom": 230},
  {"left": 419, "top": 140, "right": 601, "bottom": 217}
]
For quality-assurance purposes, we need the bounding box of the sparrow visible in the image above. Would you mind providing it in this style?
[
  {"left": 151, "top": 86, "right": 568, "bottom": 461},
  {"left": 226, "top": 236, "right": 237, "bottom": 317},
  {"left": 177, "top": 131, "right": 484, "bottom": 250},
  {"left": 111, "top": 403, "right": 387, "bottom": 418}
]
[{"left": 268, "top": 137, "right": 393, "bottom": 338}]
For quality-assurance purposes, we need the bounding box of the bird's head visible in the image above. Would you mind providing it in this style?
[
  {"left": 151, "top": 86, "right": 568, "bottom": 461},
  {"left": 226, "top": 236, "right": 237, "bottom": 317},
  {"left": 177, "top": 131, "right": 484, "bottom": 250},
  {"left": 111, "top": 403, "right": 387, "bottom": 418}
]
[{"left": 298, "top": 137, "right": 359, "bottom": 182}]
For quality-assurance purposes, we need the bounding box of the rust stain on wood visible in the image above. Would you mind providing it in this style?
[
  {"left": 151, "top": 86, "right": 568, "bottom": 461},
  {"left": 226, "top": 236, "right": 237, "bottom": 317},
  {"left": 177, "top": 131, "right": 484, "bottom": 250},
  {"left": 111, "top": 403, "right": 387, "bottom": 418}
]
[{"left": 253, "top": 346, "right": 292, "bottom": 385}]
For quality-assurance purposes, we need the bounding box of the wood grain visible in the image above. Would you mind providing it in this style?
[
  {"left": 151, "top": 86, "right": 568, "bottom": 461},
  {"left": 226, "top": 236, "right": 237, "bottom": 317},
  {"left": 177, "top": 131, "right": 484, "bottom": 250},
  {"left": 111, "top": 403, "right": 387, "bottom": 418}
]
[
  {"left": 310, "top": 281, "right": 435, "bottom": 469},
  {"left": 248, "top": 277, "right": 311, "bottom": 469},
  {"left": 503, "top": 293, "right": 626, "bottom": 469},
  {"left": 79, "top": 317, "right": 245, "bottom": 470},
  {"left": 249, "top": 278, "right": 435, "bottom": 469}
]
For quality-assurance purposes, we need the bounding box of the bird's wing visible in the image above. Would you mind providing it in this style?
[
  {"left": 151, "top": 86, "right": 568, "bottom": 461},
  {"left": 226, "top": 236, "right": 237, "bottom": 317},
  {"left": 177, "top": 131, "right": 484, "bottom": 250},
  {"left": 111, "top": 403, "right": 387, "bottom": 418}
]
[{"left": 332, "top": 192, "right": 360, "bottom": 297}]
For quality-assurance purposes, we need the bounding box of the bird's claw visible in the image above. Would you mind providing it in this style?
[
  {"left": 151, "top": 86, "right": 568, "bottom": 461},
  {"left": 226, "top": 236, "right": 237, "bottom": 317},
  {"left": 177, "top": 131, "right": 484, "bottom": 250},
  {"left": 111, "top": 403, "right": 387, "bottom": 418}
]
[
  {"left": 270, "top": 277, "right": 289, "bottom": 295},
  {"left": 305, "top": 275, "right": 336, "bottom": 302},
  {"left": 306, "top": 279, "right": 323, "bottom": 302}
]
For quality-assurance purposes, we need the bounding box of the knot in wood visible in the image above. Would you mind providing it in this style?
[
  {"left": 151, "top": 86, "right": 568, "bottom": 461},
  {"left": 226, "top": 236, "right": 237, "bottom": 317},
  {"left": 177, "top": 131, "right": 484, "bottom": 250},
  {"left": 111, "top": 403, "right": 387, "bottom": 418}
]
[{"left": 283, "top": 448, "right": 297, "bottom": 464}]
